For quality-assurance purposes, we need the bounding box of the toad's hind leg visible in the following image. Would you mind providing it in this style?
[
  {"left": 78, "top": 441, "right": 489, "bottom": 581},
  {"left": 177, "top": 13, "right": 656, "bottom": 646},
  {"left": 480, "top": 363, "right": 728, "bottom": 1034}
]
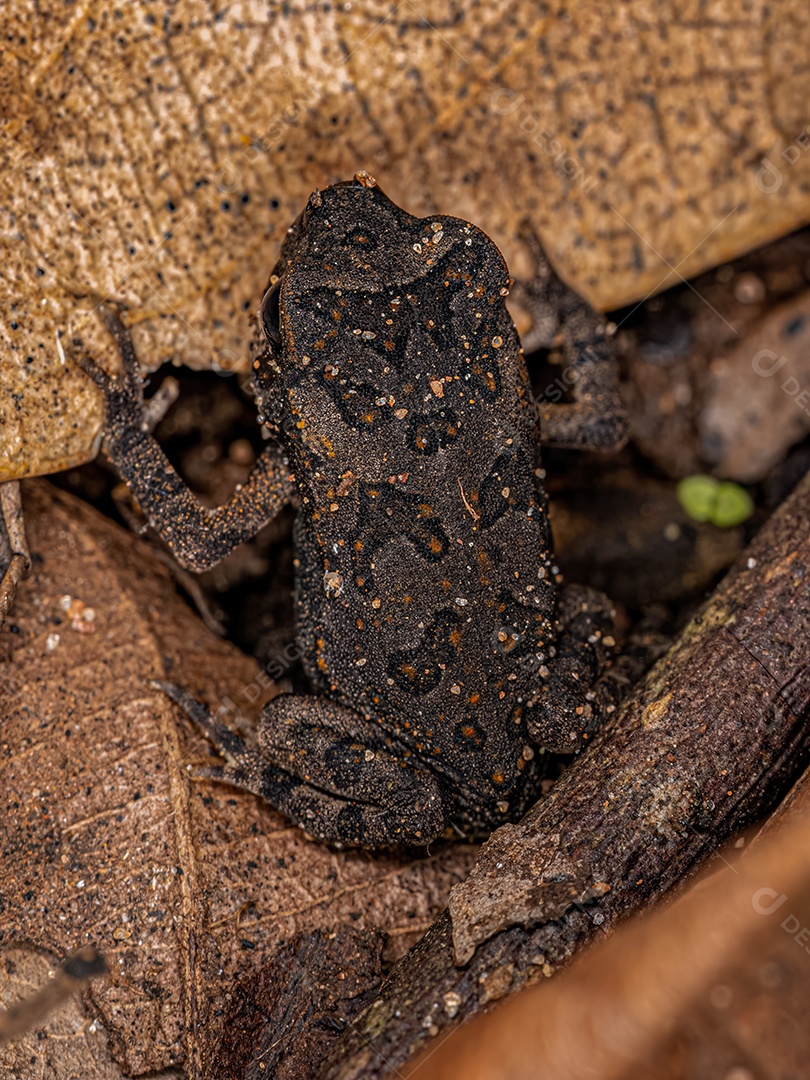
[
  {"left": 525, "top": 585, "right": 618, "bottom": 754},
  {"left": 156, "top": 683, "right": 449, "bottom": 847},
  {"left": 526, "top": 585, "right": 667, "bottom": 754}
]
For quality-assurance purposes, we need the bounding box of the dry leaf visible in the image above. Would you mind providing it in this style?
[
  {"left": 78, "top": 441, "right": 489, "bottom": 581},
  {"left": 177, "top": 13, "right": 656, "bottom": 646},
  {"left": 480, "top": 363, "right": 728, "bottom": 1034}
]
[
  {"left": 214, "top": 926, "right": 385, "bottom": 1080},
  {"left": 0, "top": 482, "right": 477, "bottom": 1077},
  {"left": 3, "top": 0, "right": 810, "bottom": 479},
  {"left": 699, "top": 290, "right": 810, "bottom": 481}
]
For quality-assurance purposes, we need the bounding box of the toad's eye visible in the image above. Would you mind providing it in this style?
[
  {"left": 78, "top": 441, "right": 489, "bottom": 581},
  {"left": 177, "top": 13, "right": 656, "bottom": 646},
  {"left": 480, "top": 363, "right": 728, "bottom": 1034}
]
[
  {"left": 340, "top": 229, "right": 379, "bottom": 251},
  {"left": 260, "top": 280, "right": 282, "bottom": 344}
]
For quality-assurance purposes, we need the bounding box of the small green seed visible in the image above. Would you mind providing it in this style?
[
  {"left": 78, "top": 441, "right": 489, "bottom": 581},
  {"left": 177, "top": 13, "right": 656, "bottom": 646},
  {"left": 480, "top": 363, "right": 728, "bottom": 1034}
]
[
  {"left": 677, "top": 475, "right": 718, "bottom": 523},
  {"left": 676, "top": 475, "right": 754, "bottom": 528}
]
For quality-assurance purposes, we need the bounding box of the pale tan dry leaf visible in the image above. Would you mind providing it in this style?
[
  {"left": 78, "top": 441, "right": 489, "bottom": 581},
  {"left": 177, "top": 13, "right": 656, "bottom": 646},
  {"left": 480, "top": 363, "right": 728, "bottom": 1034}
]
[
  {"left": 2, "top": 0, "right": 809, "bottom": 479},
  {"left": 0, "top": 482, "right": 477, "bottom": 1077}
]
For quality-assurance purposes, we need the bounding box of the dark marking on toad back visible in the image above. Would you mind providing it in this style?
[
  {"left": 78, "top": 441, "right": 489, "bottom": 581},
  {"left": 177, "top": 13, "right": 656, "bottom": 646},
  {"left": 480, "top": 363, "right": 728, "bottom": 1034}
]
[{"left": 88, "top": 172, "right": 627, "bottom": 847}]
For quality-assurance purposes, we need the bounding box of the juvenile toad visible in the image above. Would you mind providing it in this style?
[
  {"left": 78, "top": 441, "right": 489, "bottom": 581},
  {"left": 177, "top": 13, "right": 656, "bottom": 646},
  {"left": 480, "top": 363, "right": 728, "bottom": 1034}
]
[{"left": 81, "top": 172, "right": 626, "bottom": 846}]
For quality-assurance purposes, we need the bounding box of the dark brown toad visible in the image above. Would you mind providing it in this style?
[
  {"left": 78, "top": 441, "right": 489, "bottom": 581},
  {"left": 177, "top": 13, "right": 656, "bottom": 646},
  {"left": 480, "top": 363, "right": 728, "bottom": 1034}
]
[{"left": 80, "top": 172, "right": 627, "bottom": 847}]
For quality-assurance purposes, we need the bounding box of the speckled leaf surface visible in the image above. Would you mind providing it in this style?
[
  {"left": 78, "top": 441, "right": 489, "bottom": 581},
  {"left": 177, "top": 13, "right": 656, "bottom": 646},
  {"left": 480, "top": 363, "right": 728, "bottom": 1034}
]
[
  {"left": 2, "top": 0, "right": 810, "bottom": 479},
  {"left": 0, "top": 483, "right": 476, "bottom": 1077}
]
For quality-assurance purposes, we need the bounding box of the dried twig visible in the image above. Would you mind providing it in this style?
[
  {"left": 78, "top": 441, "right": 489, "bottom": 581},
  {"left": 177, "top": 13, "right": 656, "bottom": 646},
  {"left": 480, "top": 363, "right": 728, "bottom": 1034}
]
[{"left": 405, "top": 771, "right": 810, "bottom": 1080}]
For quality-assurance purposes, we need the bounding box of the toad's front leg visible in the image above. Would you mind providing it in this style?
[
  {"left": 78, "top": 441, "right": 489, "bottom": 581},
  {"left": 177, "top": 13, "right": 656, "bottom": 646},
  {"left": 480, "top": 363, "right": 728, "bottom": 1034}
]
[
  {"left": 512, "top": 226, "right": 628, "bottom": 452},
  {"left": 156, "top": 684, "right": 450, "bottom": 847},
  {"left": 78, "top": 304, "right": 295, "bottom": 572}
]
